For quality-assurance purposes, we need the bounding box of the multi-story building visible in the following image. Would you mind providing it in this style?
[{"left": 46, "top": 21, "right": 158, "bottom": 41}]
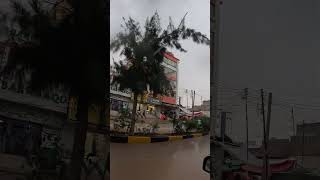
[
  {"left": 0, "top": 40, "right": 108, "bottom": 170},
  {"left": 0, "top": 2, "right": 109, "bottom": 178},
  {"left": 141, "top": 52, "right": 180, "bottom": 119},
  {"left": 110, "top": 52, "right": 180, "bottom": 120}
]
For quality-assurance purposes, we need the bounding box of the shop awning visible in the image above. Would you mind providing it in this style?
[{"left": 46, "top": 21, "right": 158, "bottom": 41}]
[
  {"left": 161, "top": 103, "right": 177, "bottom": 108},
  {"left": 110, "top": 95, "right": 131, "bottom": 102}
]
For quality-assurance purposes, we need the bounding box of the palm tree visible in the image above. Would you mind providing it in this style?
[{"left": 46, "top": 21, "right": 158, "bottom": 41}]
[
  {"left": 1, "top": 0, "right": 108, "bottom": 180},
  {"left": 111, "top": 12, "right": 209, "bottom": 135}
]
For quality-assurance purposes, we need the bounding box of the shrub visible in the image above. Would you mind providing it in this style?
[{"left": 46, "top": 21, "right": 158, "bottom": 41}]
[
  {"left": 170, "top": 118, "right": 185, "bottom": 134},
  {"left": 184, "top": 120, "right": 198, "bottom": 133},
  {"left": 199, "top": 116, "right": 210, "bottom": 132}
]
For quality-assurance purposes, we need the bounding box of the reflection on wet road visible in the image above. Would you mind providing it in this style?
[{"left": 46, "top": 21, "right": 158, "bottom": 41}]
[{"left": 111, "top": 136, "right": 209, "bottom": 180}]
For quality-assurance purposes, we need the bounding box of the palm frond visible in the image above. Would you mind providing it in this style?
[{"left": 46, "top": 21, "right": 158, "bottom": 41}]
[{"left": 29, "top": 0, "right": 42, "bottom": 14}]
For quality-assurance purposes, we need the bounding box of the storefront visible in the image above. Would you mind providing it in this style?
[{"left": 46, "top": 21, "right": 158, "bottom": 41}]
[
  {"left": 110, "top": 83, "right": 132, "bottom": 112},
  {"left": 134, "top": 97, "right": 161, "bottom": 117},
  {"left": 160, "top": 103, "right": 178, "bottom": 119},
  {"left": 0, "top": 90, "right": 68, "bottom": 157},
  {"left": 0, "top": 117, "right": 42, "bottom": 156},
  {"left": 110, "top": 98, "right": 130, "bottom": 111}
]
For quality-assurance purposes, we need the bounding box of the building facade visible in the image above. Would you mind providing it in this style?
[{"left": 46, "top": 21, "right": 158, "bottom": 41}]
[
  {"left": 110, "top": 52, "right": 180, "bottom": 120},
  {"left": 0, "top": 41, "right": 109, "bottom": 179},
  {"left": 139, "top": 52, "right": 180, "bottom": 119},
  {"left": 191, "top": 100, "right": 210, "bottom": 117}
]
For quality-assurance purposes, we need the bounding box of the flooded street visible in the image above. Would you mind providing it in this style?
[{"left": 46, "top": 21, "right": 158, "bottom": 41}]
[{"left": 110, "top": 136, "right": 209, "bottom": 180}]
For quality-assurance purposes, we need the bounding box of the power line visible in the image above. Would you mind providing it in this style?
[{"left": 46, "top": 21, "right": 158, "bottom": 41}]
[
  {"left": 246, "top": 93, "right": 320, "bottom": 109},
  {"left": 186, "top": 84, "right": 320, "bottom": 112}
]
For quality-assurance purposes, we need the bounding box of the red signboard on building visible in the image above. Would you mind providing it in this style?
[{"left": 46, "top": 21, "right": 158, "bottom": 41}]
[
  {"left": 163, "top": 52, "right": 179, "bottom": 63},
  {"left": 161, "top": 96, "right": 176, "bottom": 105}
]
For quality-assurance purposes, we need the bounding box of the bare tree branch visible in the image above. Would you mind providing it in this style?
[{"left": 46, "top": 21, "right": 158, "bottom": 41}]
[{"left": 43, "top": 0, "right": 73, "bottom": 13}]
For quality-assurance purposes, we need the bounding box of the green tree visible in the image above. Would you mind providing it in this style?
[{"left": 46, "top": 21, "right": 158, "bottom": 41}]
[
  {"left": 111, "top": 12, "right": 209, "bottom": 135},
  {"left": 184, "top": 120, "right": 197, "bottom": 133},
  {"left": 0, "top": 0, "right": 108, "bottom": 180},
  {"left": 199, "top": 116, "right": 210, "bottom": 132}
]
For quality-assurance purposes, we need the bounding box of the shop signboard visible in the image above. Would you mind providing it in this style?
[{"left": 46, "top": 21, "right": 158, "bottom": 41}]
[
  {"left": 161, "top": 96, "right": 176, "bottom": 105},
  {"left": 67, "top": 96, "right": 107, "bottom": 126},
  {"left": 147, "top": 98, "right": 161, "bottom": 105}
]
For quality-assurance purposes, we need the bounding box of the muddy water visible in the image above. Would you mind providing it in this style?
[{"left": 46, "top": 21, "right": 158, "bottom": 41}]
[{"left": 111, "top": 136, "right": 209, "bottom": 180}]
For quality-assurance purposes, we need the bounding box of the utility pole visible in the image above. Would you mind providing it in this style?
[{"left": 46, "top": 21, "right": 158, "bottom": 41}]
[
  {"left": 220, "top": 111, "right": 226, "bottom": 144},
  {"left": 260, "top": 89, "right": 267, "bottom": 180},
  {"left": 302, "top": 120, "right": 305, "bottom": 166},
  {"left": 243, "top": 88, "right": 249, "bottom": 161},
  {"left": 265, "top": 93, "right": 272, "bottom": 180},
  {"left": 266, "top": 93, "right": 272, "bottom": 142},
  {"left": 291, "top": 106, "right": 295, "bottom": 136},
  {"left": 185, "top": 89, "right": 189, "bottom": 108},
  {"left": 211, "top": 0, "right": 222, "bottom": 179},
  {"left": 192, "top": 90, "right": 195, "bottom": 120}
]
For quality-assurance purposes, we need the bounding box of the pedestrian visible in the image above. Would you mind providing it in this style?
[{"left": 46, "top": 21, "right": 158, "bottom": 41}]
[{"left": 143, "top": 110, "right": 146, "bottom": 119}]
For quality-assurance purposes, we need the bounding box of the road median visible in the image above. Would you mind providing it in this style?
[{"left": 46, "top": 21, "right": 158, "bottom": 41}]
[{"left": 110, "top": 132, "right": 209, "bottom": 144}]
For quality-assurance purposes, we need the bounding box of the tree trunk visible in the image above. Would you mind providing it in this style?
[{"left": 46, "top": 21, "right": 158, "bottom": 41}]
[
  {"left": 129, "top": 93, "right": 138, "bottom": 135},
  {"left": 68, "top": 0, "right": 108, "bottom": 178},
  {"left": 69, "top": 94, "right": 88, "bottom": 180}
]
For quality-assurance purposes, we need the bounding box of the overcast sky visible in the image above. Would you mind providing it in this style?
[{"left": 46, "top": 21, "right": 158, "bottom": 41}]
[
  {"left": 110, "top": 0, "right": 210, "bottom": 107},
  {"left": 219, "top": 0, "right": 320, "bottom": 141}
]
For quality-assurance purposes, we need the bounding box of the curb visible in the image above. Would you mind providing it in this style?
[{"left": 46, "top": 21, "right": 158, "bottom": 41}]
[{"left": 110, "top": 132, "right": 209, "bottom": 144}]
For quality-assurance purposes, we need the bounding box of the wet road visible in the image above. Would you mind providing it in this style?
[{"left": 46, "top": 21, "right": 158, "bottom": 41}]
[{"left": 110, "top": 136, "right": 209, "bottom": 180}]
